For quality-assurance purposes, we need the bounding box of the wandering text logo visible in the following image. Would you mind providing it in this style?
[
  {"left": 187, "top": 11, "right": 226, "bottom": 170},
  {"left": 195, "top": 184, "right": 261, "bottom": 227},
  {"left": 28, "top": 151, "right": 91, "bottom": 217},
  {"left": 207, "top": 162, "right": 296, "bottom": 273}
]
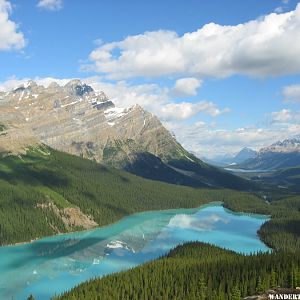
[{"left": 268, "top": 294, "right": 300, "bottom": 299}]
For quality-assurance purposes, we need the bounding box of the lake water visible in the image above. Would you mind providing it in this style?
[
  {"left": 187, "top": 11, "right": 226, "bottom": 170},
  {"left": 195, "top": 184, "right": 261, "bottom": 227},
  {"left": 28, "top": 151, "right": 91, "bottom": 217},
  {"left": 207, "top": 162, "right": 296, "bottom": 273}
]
[{"left": 0, "top": 203, "right": 270, "bottom": 300}]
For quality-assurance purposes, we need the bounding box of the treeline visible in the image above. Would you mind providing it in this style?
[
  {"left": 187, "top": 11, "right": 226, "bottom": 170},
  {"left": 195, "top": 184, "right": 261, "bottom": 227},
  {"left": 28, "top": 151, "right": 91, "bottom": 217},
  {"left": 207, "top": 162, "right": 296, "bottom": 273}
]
[{"left": 54, "top": 242, "right": 300, "bottom": 300}]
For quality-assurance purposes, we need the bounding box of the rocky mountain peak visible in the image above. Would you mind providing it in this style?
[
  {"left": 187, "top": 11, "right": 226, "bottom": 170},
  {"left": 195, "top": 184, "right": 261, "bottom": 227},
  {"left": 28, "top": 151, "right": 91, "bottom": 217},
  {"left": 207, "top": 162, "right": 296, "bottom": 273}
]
[
  {"left": 24, "top": 80, "right": 38, "bottom": 89},
  {"left": 64, "top": 79, "right": 94, "bottom": 97},
  {"left": 260, "top": 136, "right": 300, "bottom": 154},
  {"left": 0, "top": 79, "right": 189, "bottom": 171},
  {"left": 48, "top": 82, "right": 60, "bottom": 89}
]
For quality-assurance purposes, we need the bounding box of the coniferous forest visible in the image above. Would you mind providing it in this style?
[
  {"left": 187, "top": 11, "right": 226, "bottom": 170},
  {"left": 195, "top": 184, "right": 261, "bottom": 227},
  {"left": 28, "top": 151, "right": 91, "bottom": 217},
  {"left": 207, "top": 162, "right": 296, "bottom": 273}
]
[
  {"left": 54, "top": 242, "right": 300, "bottom": 300},
  {"left": 0, "top": 146, "right": 270, "bottom": 246},
  {"left": 0, "top": 147, "right": 299, "bottom": 299}
]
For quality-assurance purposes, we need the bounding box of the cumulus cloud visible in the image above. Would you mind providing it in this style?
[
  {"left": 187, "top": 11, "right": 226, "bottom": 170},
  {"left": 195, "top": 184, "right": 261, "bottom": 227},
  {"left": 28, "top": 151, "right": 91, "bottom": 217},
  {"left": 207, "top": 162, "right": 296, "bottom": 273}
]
[
  {"left": 85, "top": 77, "right": 229, "bottom": 121},
  {"left": 161, "top": 101, "right": 229, "bottom": 121},
  {"left": 37, "top": 0, "right": 63, "bottom": 11},
  {"left": 165, "top": 120, "right": 300, "bottom": 158},
  {"left": 274, "top": 6, "right": 284, "bottom": 13},
  {"left": 86, "top": 4, "right": 300, "bottom": 80},
  {"left": 0, "top": 0, "right": 25, "bottom": 51},
  {"left": 271, "top": 108, "right": 300, "bottom": 123},
  {"left": 283, "top": 84, "right": 300, "bottom": 103},
  {"left": 171, "top": 77, "right": 202, "bottom": 97}
]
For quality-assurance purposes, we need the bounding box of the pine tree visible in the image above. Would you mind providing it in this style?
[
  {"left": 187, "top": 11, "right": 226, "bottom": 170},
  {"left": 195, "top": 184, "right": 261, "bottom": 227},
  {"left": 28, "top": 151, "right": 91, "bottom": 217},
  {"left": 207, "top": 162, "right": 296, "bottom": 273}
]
[
  {"left": 231, "top": 286, "right": 241, "bottom": 300},
  {"left": 199, "top": 273, "right": 207, "bottom": 300},
  {"left": 270, "top": 270, "right": 277, "bottom": 288},
  {"left": 256, "top": 276, "right": 263, "bottom": 293}
]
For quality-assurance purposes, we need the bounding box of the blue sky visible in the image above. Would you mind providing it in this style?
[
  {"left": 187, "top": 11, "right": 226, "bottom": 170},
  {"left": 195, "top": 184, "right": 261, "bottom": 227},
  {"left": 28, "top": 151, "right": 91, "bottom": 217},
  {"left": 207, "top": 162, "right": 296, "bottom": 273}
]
[{"left": 1, "top": 0, "right": 300, "bottom": 157}]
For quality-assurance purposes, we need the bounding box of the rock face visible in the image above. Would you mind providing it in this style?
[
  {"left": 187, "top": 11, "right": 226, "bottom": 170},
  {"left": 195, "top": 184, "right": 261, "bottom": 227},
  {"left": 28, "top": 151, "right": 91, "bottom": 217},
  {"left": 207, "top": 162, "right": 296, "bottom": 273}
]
[
  {"left": 240, "top": 136, "right": 300, "bottom": 170},
  {"left": 0, "top": 80, "right": 249, "bottom": 189},
  {"left": 0, "top": 80, "right": 185, "bottom": 163}
]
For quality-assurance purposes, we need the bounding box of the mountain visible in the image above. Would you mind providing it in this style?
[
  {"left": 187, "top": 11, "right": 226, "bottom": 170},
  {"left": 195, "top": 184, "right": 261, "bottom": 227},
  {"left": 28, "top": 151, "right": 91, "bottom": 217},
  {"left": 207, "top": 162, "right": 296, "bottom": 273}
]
[
  {"left": 233, "top": 147, "right": 257, "bottom": 164},
  {"left": 204, "top": 147, "right": 257, "bottom": 167},
  {"left": 0, "top": 80, "right": 249, "bottom": 189},
  {"left": 239, "top": 136, "right": 300, "bottom": 171}
]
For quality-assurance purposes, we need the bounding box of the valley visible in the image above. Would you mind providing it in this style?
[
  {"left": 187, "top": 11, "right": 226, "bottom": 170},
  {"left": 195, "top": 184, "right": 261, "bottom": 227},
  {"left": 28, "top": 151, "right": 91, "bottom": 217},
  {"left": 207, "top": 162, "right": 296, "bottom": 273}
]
[{"left": 0, "top": 81, "right": 299, "bottom": 300}]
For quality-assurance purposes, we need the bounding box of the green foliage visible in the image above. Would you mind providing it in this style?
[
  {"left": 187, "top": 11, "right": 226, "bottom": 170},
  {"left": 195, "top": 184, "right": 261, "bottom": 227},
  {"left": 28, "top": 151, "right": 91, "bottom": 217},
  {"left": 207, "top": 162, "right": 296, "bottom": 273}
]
[{"left": 54, "top": 242, "right": 300, "bottom": 300}]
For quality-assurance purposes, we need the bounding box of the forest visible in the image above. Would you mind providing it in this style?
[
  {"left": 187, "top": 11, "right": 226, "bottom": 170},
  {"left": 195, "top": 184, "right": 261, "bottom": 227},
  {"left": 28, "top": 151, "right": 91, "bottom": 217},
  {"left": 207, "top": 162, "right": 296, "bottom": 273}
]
[
  {"left": 0, "top": 146, "right": 267, "bottom": 246},
  {"left": 0, "top": 146, "right": 299, "bottom": 251},
  {"left": 53, "top": 242, "right": 300, "bottom": 300}
]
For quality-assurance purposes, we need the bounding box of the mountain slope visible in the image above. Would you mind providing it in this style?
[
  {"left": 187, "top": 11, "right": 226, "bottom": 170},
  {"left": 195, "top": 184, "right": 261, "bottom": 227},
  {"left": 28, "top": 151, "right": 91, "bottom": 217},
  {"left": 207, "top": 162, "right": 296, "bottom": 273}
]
[
  {"left": 240, "top": 136, "right": 300, "bottom": 171},
  {"left": 0, "top": 80, "right": 250, "bottom": 190},
  {"left": 233, "top": 147, "right": 257, "bottom": 164},
  {"left": 0, "top": 146, "right": 262, "bottom": 246},
  {"left": 257, "top": 166, "right": 300, "bottom": 193}
]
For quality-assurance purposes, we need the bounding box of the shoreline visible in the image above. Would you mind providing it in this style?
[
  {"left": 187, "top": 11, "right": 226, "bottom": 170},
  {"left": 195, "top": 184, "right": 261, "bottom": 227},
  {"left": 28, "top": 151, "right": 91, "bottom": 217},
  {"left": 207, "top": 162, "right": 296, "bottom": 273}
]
[{"left": 1, "top": 200, "right": 270, "bottom": 249}]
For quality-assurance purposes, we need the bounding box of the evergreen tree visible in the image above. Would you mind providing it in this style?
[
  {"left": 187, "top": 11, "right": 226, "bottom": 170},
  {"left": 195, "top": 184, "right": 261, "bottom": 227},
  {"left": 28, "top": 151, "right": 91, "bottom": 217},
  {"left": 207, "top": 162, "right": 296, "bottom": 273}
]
[
  {"left": 231, "top": 286, "right": 241, "bottom": 300},
  {"left": 199, "top": 273, "right": 207, "bottom": 300}
]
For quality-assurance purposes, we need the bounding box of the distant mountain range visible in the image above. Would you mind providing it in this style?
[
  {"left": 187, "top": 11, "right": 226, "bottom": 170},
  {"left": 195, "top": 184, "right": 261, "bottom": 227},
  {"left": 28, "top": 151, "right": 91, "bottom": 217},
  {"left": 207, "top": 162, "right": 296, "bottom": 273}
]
[
  {"left": 204, "top": 147, "right": 257, "bottom": 167},
  {"left": 0, "top": 80, "right": 249, "bottom": 190},
  {"left": 238, "top": 136, "right": 300, "bottom": 171}
]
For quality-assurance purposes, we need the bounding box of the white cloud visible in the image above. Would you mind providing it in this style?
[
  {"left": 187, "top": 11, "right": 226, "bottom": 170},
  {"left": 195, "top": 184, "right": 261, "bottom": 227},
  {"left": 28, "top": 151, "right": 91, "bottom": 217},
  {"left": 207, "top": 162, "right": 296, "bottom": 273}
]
[
  {"left": 271, "top": 108, "right": 300, "bottom": 123},
  {"left": 84, "top": 77, "right": 228, "bottom": 121},
  {"left": 271, "top": 109, "right": 293, "bottom": 123},
  {"left": 0, "top": 0, "right": 25, "bottom": 51},
  {"left": 172, "top": 77, "right": 202, "bottom": 97},
  {"left": 283, "top": 84, "right": 300, "bottom": 103},
  {"left": 165, "top": 120, "right": 300, "bottom": 158},
  {"left": 37, "top": 0, "right": 63, "bottom": 11},
  {"left": 274, "top": 6, "right": 284, "bottom": 13},
  {"left": 161, "top": 101, "right": 229, "bottom": 121},
  {"left": 86, "top": 4, "right": 300, "bottom": 80}
]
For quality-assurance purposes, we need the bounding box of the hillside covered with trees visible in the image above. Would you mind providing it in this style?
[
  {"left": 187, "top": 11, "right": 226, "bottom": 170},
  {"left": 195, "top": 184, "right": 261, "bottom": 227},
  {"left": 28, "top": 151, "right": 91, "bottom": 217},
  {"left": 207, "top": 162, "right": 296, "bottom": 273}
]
[
  {"left": 0, "top": 146, "right": 265, "bottom": 246},
  {"left": 54, "top": 242, "right": 300, "bottom": 300},
  {"left": 0, "top": 146, "right": 299, "bottom": 252}
]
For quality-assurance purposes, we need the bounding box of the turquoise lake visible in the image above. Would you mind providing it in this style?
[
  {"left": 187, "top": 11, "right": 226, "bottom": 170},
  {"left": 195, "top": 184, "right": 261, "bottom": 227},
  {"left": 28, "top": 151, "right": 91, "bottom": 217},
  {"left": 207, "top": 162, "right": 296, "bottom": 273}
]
[{"left": 0, "top": 203, "right": 270, "bottom": 300}]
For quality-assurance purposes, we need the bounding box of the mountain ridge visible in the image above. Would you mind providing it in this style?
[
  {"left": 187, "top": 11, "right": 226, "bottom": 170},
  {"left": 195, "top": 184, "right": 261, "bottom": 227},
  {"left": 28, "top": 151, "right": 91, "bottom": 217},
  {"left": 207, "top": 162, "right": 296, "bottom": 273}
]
[
  {"left": 0, "top": 80, "right": 250, "bottom": 189},
  {"left": 239, "top": 136, "right": 300, "bottom": 170}
]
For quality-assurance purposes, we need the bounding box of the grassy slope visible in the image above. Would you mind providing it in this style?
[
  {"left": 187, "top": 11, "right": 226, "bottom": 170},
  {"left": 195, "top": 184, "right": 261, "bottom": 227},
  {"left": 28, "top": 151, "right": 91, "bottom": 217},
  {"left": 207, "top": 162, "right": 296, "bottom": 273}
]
[
  {"left": 54, "top": 242, "right": 300, "bottom": 300},
  {"left": 0, "top": 146, "right": 264, "bottom": 246}
]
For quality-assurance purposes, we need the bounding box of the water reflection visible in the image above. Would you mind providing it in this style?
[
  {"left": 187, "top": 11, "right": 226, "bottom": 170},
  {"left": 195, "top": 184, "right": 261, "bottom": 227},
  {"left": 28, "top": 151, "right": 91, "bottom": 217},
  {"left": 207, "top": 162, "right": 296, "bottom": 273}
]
[{"left": 0, "top": 204, "right": 269, "bottom": 300}]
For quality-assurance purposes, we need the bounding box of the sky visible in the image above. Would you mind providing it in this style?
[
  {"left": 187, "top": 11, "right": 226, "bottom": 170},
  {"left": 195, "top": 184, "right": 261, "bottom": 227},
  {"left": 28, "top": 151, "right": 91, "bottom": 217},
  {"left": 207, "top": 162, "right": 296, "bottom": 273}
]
[{"left": 1, "top": 0, "right": 300, "bottom": 158}]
